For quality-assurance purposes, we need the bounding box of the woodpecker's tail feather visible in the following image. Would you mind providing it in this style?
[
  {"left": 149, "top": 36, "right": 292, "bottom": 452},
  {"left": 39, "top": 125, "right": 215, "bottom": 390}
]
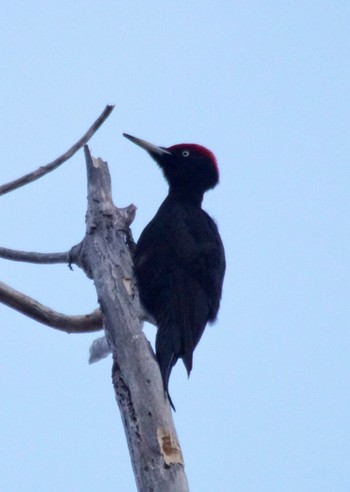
[
  {"left": 166, "top": 389, "right": 176, "bottom": 412},
  {"left": 156, "top": 347, "right": 178, "bottom": 410}
]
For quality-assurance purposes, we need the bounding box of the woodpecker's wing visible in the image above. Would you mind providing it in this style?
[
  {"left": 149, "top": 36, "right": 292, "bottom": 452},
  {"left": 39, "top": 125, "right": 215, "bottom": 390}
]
[
  {"left": 163, "top": 202, "right": 226, "bottom": 321},
  {"left": 135, "top": 200, "right": 225, "bottom": 394},
  {"left": 135, "top": 200, "right": 225, "bottom": 324}
]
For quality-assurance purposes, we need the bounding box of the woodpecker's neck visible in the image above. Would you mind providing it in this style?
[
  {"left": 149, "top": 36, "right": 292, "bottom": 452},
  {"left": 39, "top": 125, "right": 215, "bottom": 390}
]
[{"left": 166, "top": 188, "right": 204, "bottom": 207}]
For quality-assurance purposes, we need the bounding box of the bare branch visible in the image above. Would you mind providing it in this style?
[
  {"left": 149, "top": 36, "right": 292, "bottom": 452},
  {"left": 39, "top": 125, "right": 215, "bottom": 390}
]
[
  {"left": 0, "top": 105, "right": 115, "bottom": 196},
  {"left": 0, "top": 246, "right": 70, "bottom": 264},
  {"left": 0, "top": 281, "right": 103, "bottom": 333}
]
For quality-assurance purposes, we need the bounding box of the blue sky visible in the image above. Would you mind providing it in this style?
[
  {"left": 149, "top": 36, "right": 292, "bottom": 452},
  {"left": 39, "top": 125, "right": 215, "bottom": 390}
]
[{"left": 0, "top": 2, "right": 349, "bottom": 491}]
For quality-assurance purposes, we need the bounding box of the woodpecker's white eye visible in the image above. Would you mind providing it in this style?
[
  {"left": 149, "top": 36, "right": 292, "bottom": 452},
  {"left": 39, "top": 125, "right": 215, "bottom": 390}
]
[{"left": 182, "top": 150, "right": 190, "bottom": 157}]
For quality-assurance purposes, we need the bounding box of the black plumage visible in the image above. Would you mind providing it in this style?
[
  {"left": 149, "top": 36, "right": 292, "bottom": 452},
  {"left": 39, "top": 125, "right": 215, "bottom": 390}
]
[{"left": 124, "top": 134, "right": 225, "bottom": 408}]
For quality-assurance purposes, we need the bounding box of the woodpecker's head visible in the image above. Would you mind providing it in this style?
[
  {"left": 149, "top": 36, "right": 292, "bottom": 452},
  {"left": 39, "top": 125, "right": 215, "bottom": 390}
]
[{"left": 123, "top": 133, "right": 219, "bottom": 193}]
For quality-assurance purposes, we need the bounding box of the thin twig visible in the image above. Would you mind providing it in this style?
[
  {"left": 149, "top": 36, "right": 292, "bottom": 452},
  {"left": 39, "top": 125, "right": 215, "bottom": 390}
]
[
  {"left": 0, "top": 246, "right": 70, "bottom": 264},
  {"left": 0, "top": 281, "right": 103, "bottom": 333},
  {"left": 0, "top": 105, "right": 115, "bottom": 196}
]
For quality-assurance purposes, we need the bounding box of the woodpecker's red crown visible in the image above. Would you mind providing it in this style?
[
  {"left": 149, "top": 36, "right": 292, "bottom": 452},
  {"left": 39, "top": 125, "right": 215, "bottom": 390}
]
[
  {"left": 123, "top": 133, "right": 219, "bottom": 193},
  {"left": 160, "top": 143, "right": 219, "bottom": 192},
  {"left": 166, "top": 144, "right": 219, "bottom": 174}
]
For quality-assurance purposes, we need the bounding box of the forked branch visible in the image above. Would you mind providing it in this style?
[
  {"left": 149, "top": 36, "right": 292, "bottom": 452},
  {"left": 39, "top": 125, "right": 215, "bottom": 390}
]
[{"left": 0, "top": 111, "right": 188, "bottom": 490}]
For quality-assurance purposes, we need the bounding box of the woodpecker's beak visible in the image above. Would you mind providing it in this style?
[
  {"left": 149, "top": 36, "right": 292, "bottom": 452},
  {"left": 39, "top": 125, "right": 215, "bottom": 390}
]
[{"left": 123, "top": 133, "right": 171, "bottom": 157}]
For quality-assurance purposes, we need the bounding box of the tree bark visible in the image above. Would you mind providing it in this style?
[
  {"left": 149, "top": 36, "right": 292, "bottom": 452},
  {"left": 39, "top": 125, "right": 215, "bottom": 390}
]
[{"left": 70, "top": 146, "right": 189, "bottom": 492}]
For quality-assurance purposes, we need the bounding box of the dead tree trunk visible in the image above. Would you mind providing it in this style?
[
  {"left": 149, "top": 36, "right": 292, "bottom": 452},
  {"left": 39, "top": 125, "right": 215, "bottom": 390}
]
[
  {"left": 0, "top": 107, "right": 189, "bottom": 492},
  {"left": 71, "top": 147, "right": 189, "bottom": 492}
]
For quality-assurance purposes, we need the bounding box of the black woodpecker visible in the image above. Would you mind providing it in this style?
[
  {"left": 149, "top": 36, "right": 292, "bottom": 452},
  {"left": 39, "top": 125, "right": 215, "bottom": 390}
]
[{"left": 124, "top": 133, "right": 225, "bottom": 409}]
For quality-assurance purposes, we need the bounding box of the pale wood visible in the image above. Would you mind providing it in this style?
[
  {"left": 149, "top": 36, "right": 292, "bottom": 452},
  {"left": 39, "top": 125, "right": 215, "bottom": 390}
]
[{"left": 70, "top": 146, "right": 189, "bottom": 492}]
